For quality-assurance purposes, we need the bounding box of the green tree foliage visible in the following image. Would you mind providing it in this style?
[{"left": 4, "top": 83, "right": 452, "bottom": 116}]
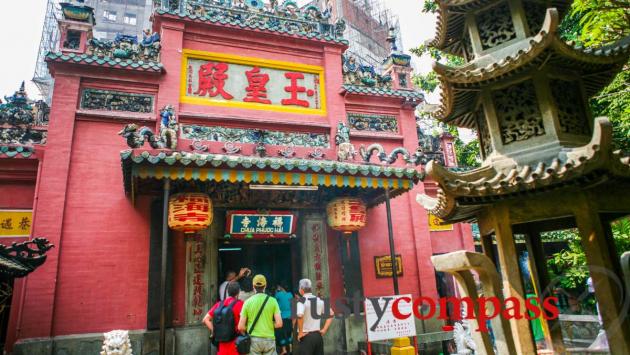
[
  {"left": 546, "top": 219, "right": 630, "bottom": 292},
  {"left": 560, "top": 4, "right": 630, "bottom": 151},
  {"left": 413, "top": 0, "right": 629, "bottom": 163},
  {"left": 591, "top": 69, "right": 630, "bottom": 152},
  {"left": 570, "top": 0, "right": 630, "bottom": 46},
  {"left": 456, "top": 139, "right": 481, "bottom": 167}
]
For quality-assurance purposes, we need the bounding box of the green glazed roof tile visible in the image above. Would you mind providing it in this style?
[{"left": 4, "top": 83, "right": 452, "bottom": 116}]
[
  {"left": 45, "top": 51, "right": 163, "bottom": 73},
  {"left": 343, "top": 84, "right": 425, "bottom": 100},
  {"left": 157, "top": 9, "right": 348, "bottom": 45},
  {"left": 0, "top": 145, "right": 36, "bottom": 158},
  {"left": 120, "top": 150, "right": 424, "bottom": 182}
]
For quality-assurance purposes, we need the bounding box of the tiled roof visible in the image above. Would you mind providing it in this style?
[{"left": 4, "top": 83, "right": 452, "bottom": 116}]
[
  {"left": 155, "top": 8, "right": 349, "bottom": 45},
  {"left": 0, "top": 145, "right": 36, "bottom": 158},
  {"left": 432, "top": 10, "right": 630, "bottom": 127},
  {"left": 428, "top": 0, "right": 572, "bottom": 56},
  {"left": 417, "top": 118, "right": 630, "bottom": 222},
  {"left": 342, "top": 84, "right": 425, "bottom": 102},
  {"left": 121, "top": 149, "right": 423, "bottom": 180},
  {"left": 45, "top": 52, "right": 164, "bottom": 73}
]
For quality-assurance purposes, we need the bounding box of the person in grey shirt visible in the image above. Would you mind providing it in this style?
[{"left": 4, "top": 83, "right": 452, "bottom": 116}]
[{"left": 219, "top": 267, "right": 250, "bottom": 300}]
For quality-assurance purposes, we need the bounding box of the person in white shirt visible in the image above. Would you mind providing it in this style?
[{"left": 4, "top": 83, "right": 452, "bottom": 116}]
[
  {"left": 219, "top": 267, "right": 250, "bottom": 300},
  {"left": 295, "top": 279, "right": 334, "bottom": 355}
]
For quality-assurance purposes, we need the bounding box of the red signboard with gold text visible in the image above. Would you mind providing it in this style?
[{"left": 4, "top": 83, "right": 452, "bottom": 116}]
[{"left": 181, "top": 50, "right": 326, "bottom": 115}]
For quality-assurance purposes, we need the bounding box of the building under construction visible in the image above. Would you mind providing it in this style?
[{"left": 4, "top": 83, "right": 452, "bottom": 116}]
[
  {"left": 34, "top": 0, "right": 399, "bottom": 100},
  {"left": 313, "top": 0, "right": 401, "bottom": 68},
  {"left": 33, "top": 0, "right": 152, "bottom": 101}
]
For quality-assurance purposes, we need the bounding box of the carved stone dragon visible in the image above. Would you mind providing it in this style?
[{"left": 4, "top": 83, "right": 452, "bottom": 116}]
[
  {"left": 0, "top": 237, "right": 54, "bottom": 278},
  {"left": 118, "top": 124, "right": 166, "bottom": 149}
]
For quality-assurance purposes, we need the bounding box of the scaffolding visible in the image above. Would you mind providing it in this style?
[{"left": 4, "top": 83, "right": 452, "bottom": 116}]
[
  {"left": 32, "top": 0, "right": 152, "bottom": 102},
  {"left": 337, "top": 0, "right": 401, "bottom": 69},
  {"left": 33, "top": 0, "right": 61, "bottom": 102}
]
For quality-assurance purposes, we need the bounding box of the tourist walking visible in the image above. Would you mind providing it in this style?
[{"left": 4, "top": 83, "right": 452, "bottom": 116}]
[
  {"left": 295, "top": 279, "right": 334, "bottom": 355},
  {"left": 220, "top": 267, "right": 250, "bottom": 300},
  {"left": 238, "top": 274, "right": 283, "bottom": 355},
  {"left": 274, "top": 284, "right": 294, "bottom": 355},
  {"left": 204, "top": 282, "right": 244, "bottom": 355}
]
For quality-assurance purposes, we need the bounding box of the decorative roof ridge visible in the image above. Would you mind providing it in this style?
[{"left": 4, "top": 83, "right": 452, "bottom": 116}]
[
  {"left": 120, "top": 149, "right": 424, "bottom": 179},
  {"left": 45, "top": 51, "right": 164, "bottom": 72},
  {"left": 154, "top": 8, "right": 349, "bottom": 45},
  {"left": 433, "top": 8, "right": 559, "bottom": 81},
  {"left": 0, "top": 145, "right": 37, "bottom": 159},
  {"left": 551, "top": 34, "right": 630, "bottom": 63},
  {"left": 432, "top": 10, "right": 630, "bottom": 122},
  {"left": 342, "top": 84, "right": 425, "bottom": 100},
  {"left": 417, "top": 118, "right": 630, "bottom": 220},
  {"left": 429, "top": 1, "right": 575, "bottom": 56},
  {"left": 434, "top": 10, "right": 630, "bottom": 83},
  {"left": 424, "top": 117, "right": 629, "bottom": 197},
  {"left": 428, "top": 0, "right": 498, "bottom": 53}
]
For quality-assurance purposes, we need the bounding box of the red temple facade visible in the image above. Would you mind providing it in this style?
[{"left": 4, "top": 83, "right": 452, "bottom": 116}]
[{"left": 0, "top": 1, "right": 473, "bottom": 353}]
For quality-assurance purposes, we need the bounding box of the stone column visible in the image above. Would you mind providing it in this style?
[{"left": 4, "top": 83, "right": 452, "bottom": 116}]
[
  {"left": 523, "top": 229, "right": 566, "bottom": 353},
  {"left": 300, "top": 213, "right": 330, "bottom": 297},
  {"left": 185, "top": 235, "right": 209, "bottom": 325},
  {"left": 484, "top": 207, "right": 536, "bottom": 355},
  {"left": 183, "top": 214, "right": 220, "bottom": 326},
  {"left": 432, "top": 251, "right": 516, "bottom": 355},
  {"left": 573, "top": 198, "right": 630, "bottom": 354}
]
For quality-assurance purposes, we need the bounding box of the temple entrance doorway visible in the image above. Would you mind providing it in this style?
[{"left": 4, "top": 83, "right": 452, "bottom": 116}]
[{"left": 218, "top": 237, "right": 302, "bottom": 296}]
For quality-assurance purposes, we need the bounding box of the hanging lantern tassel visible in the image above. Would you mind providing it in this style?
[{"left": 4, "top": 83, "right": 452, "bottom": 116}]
[{"left": 168, "top": 193, "right": 213, "bottom": 235}]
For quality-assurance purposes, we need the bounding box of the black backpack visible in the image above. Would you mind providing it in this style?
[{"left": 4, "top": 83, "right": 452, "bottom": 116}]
[{"left": 212, "top": 299, "right": 238, "bottom": 342}]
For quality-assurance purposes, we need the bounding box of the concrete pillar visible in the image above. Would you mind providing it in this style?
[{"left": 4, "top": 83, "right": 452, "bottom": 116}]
[
  {"left": 523, "top": 229, "right": 566, "bottom": 354},
  {"left": 485, "top": 207, "right": 537, "bottom": 355},
  {"left": 573, "top": 199, "right": 630, "bottom": 354}
]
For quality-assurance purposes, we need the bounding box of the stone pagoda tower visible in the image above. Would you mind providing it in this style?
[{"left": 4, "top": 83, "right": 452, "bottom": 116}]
[{"left": 417, "top": 0, "right": 630, "bottom": 354}]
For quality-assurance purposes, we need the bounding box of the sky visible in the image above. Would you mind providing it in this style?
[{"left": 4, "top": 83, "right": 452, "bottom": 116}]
[{"left": 0, "top": 0, "right": 438, "bottom": 102}]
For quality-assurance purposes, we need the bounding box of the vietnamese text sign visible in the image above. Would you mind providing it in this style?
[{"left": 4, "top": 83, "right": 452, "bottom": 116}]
[
  {"left": 226, "top": 211, "right": 296, "bottom": 239},
  {"left": 374, "top": 255, "right": 403, "bottom": 278},
  {"left": 428, "top": 213, "right": 453, "bottom": 231},
  {"left": 0, "top": 210, "right": 32, "bottom": 237},
  {"left": 182, "top": 50, "right": 326, "bottom": 115},
  {"left": 365, "top": 294, "right": 417, "bottom": 342}
]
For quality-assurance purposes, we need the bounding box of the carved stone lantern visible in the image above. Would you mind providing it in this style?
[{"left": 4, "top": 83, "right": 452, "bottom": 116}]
[{"left": 417, "top": 0, "right": 630, "bottom": 354}]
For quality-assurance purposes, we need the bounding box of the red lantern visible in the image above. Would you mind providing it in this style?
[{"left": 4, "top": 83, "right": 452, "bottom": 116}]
[
  {"left": 168, "top": 193, "right": 213, "bottom": 234},
  {"left": 326, "top": 197, "right": 367, "bottom": 235}
]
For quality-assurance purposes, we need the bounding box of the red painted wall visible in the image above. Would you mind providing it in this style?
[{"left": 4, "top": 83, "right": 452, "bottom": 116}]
[
  {"left": 48, "top": 120, "right": 151, "bottom": 335},
  {"left": 0, "top": 183, "right": 35, "bottom": 210},
  {"left": 5, "top": 11, "right": 475, "bottom": 349}
]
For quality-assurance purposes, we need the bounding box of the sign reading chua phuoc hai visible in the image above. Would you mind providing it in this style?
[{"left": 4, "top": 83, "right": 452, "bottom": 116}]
[
  {"left": 226, "top": 211, "right": 296, "bottom": 239},
  {"left": 182, "top": 50, "right": 326, "bottom": 115}
]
